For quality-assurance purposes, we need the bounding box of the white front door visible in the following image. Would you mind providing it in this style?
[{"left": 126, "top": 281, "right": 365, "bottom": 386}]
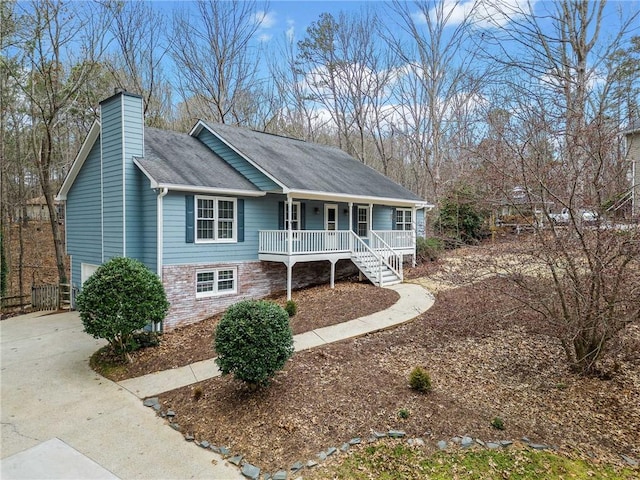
[{"left": 325, "top": 204, "right": 338, "bottom": 249}]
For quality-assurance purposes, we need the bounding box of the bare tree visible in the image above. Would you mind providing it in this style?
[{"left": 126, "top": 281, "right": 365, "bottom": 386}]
[
  {"left": 106, "top": 1, "right": 172, "bottom": 128},
  {"left": 477, "top": 0, "right": 640, "bottom": 374},
  {"left": 5, "top": 0, "right": 110, "bottom": 304},
  {"left": 388, "top": 0, "right": 487, "bottom": 201},
  {"left": 171, "top": 0, "right": 266, "bottom": 126}
]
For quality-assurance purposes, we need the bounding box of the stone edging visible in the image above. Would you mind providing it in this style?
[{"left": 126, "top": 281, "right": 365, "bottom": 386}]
[{"left": 143, "top": 397, "right": 639, "bottom": 479}]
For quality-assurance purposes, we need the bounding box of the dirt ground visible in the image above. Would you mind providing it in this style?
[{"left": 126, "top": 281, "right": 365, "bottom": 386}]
[
  {"left": 89, "top": 242, "right": 639, "bottom": 475},
  {"left": 151, "top": 275, "right": 639, "bottom": 474},
  {"left": 98, "top": 281, "right": 399, "bottom": 381}
]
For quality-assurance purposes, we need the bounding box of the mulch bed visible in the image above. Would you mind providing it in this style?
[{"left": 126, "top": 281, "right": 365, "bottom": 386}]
[
  {"left": 156, "top": 277, "right": 640, "bottom": 473},
  {"left": 97, "top": 280, "right": 399, "bottom": 381}
]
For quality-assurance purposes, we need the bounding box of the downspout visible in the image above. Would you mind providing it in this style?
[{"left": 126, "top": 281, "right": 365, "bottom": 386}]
[
  {"left": 155, "top": 187, "right": 168, "bottom": 332},
  {"left": 156, "top": 187, "right": 168, "bottom": 279}
]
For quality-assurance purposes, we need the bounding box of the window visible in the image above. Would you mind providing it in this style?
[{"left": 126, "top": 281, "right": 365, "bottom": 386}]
[
  {"left": 284, "top": 202, "right": 301, "bottom": 230},
  {"left": 196, "top": 268, "right": 238, "bottom": 298},
  {"left": 357, "top": 206, "right": 369, "bottom": 237},
  {"left": 196, "top": 196, "right": 236, "bottom": 242},
  {"left": 396, "top": 209, "right": 412, "bottom": 231}
]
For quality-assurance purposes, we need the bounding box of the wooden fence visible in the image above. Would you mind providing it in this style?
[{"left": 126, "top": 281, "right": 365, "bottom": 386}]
[{"left": 30, "top": 283, "right": 74, "bottom": 311}]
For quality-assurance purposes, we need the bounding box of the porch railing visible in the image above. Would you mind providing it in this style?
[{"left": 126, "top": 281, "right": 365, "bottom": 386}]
[
  {"left": 259, "top": 230, "right": 352, "bottom": 255},
  {"left": 352, "top": 232, "right": 403, "bottom": 285},
  {"left": 371, "top": 230, "right": 414, "bottom": 249},
  {"left": 369, "top": 231, "right": 403, "bottom": 281}
]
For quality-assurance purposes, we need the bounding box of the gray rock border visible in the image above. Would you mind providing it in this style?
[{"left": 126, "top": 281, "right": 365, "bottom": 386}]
[{"left": 144, "top": 399, "right": 640, "bottom": 478}]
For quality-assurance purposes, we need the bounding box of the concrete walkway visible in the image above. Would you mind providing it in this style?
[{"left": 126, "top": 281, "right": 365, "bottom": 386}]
[
  {"left": 0, "top": 311, "right": 242, "bottom": 480},
  {"left": 118, "top": 282, "right": 434, "bottom": 399},
  {"left": 1, "top": 282, "right": 433, "bottom": 479}
]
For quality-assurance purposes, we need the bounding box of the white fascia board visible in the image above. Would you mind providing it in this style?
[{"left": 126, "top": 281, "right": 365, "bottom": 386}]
[
  {"left": 286, "top": 189, "right": 433, "bottom": 208},
  {"left": 157, "top": 184, "right": 266, "bottom": 197},
  {"left": 190, "top": 120, "right": 287, "bottom": 191},
  {"left": 57, "top": 120, "right": 101, "bottom": 200}
]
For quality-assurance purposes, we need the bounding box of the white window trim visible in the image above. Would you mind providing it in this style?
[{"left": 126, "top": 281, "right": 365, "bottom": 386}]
[
  {"left": 81, "top": 263, "right": 99, "bottom": 285},
  {"left": 357, "top": 206, "right": 369, "bottom": 238},
  {"left": 195, "top": 195, "right": 237, "bottom": 244},
  {"left": 396, "top": 208, "right": 413, "bottom": 231},
  {"left": 195, "top": 267, "right": 238, "bottom": 298},
  {"left": 284, "top": 201, "right": 301, "bottom": 231}
]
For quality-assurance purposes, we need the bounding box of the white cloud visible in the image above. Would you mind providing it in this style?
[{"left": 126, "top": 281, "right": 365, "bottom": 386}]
[
  {"left": 286, "top": 18, "right": 295, "bottom": 42},
  {"left": 258, "top": 33, "right": 273, "bottom": 43},
  {"left": 412, "top": 0, "right": 538, "bottom": 29},
  {"left": 253, "top": 10, "right": 277, "bottom": 29}
]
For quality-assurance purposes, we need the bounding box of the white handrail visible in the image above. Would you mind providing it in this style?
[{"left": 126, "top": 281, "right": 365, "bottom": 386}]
[
  {"left": 351, "top": 232, "right": 403, "bottom": 285},
  {"left": 369, "top": 231, "right": 403, "bottom": 281}
]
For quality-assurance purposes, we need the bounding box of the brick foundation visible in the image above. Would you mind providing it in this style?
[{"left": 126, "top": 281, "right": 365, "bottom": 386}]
[{"left": 162, "top": 259, "right": 358, "bottom": 331}]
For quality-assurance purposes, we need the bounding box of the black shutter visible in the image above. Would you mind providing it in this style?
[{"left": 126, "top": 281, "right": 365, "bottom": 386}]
[
  {"left": 278, "top": 201, "right": 284, "bottom": 230},
  {"left": 237, "top": 199, "right": 244, "bottom": 242},
  {"left": 300, "top": 203, "right": 306, "bottom": 229},
  {"left": 392, "top": 208, "right": 398, "bottom": 230},
  {"left": 352, "top": 205, "right": 358, "bottom": 232},
  {"left": 186, "top": 195, "right": 195, "bottom": 243}
]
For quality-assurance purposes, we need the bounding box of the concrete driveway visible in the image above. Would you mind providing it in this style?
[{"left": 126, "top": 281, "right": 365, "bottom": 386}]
[{"left": 0, "top": 311, "right": 241, "bottom": 480}]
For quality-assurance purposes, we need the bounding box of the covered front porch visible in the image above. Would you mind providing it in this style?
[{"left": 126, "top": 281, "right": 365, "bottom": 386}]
[{"left": 258, "top": 228, "right": 415, "bottom": 299}]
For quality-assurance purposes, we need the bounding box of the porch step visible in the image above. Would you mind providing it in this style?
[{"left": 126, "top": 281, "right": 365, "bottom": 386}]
[{"left": 351, "top": 254, "right": 402, "bottom": 287}]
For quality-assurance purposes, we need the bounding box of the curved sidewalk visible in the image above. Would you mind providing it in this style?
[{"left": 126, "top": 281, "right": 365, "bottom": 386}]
[{"left": 118, "top": 282, "right": 435, "bottom": 399}]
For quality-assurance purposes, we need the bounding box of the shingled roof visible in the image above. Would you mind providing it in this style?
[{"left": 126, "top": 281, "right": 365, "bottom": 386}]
[
  {"left": 134, "top": 127, "right": 261, "bottom": 194},
  {"left": 196, "top": 121, "right": 425, "bottom": 204}
]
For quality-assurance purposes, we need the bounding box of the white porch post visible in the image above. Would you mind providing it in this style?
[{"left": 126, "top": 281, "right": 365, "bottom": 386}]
[
  {"left": 286, "top": 261, "right": 293, "bottom": 300},
  {"left": 330, "top": 260, "right": 336, "bottom": 289},
  {"left": 348, "top": 202, "right": 353, "bottom": 251},
  {"left": 412, "top": 205, "right": 417, "bottom": 267},
  {"left": 287, "top": 195, "right": 293, "bottom": 255},
  {"left": 369, "top": 203, "right": 373, "bottom": 235}
]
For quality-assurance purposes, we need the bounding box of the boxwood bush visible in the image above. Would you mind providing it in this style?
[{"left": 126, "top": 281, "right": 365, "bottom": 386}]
[
  {"left": 76, "top": 257, "right": 168, "bottom": 360},
  {"left": 214, "top": 300, "right": 294, "bottom": 389}
]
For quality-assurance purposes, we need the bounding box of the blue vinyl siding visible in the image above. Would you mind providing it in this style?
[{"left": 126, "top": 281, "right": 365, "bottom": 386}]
[
  {"left": 373, "top": 206, "right": 394, "bottom": 230},
  {"left": 138, "top": 171, "right": 157, "bottom": 271},
  {"left": 196, "top": 129, "right": 281, "bottom": 192},
  {"left": 66, "top": 139, "right": 103, "bottom": 288},
  {"left": 122, "top": 95, "right": 145, "bottom": 263},
  {"left": 163, "top": 192, "right": 281, "bottom": 264},
  {"left": 101, "top": 96, "right": 125, "bottom": 259}
]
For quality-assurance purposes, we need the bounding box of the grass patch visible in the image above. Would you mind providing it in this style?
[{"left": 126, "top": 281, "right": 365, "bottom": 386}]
[
  {"left": 89, "top": 345, "right": 128, "bottom": 379},
  {"left": 309, "top": 443, "right": 638, "bottom": 480}
]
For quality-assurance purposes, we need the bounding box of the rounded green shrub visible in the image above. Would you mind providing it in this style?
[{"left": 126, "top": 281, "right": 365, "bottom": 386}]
[
  {"left": 76, "top": 257, "right": 168, "bottom": 359},
  {"left": 285, "top": 299, "right": 298, "bottom": 317},
  {"left": 214, "top": 300, "right": 294, "bottom": 389},
  {"left": 409, "top": 366, "right": 432, "bottom": 393},
  {"left": 491, "top": 416, "right": 505, "bottom": 430}
]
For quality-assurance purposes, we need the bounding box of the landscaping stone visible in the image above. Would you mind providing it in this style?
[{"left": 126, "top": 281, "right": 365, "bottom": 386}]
[
  {"left": 170, "top": 423, "right": 180, "bottom": 431},
  {"left": 475, "top": 439, "right": 485, "bottom": 447},
  {"left": 199, "top": 440, "right": 210, "bottom": 449},
  {"left": 349, "top": 437, "right": 362, "bottom": 445},
  {"left": 326, "top": 447, "right": 337, "bottom": 456},
  {"left": 521, "top": 436, "right": 530, "bottom": 443},
  {"left": 273, "top": 470, "right": 288, "bottom": 480},
  {"left": 461, "top": 436, "right": 473, "bottom": 448},
  {"left": 229, "top": 455, "right": 243, "bottom": 466},
  {"left": 437, "top": 440, "right": 447, "bottom": 450},
  {"left": 290, "top": 461, "right": 303, "bottom": 473},
  {"left": 306, "top": 460, "right": 318, "bottom": 468},
  {"left": 219, "top": 446, "right": 231, "bottom": 456},
  {"left": 263, "top": 475, "right": 271, "bottom": 480},
  {"left": 166, "top": 410, "right": 176, "bottom": 417},
  {"left": 241, "top": 463, "right": 260, "bottom": 480},
  {"left": 210, "top": 445, "right": 220, "bottom": 453},
  {"left": 317, "top": 451, "right": 327, "bottom": 461},
  {"left": 340, "top": 443, "right": 349, "bottom": 452},
  {"left": 528, "top": 443, "right": 548, "bottom": 450},
  {"left": 621, "top": 455, "right": 639, "bottom": 467},
  {"left": 451, "top": 436, "right": 462, "bottom": 444},
  {"left": 388, "top": 430, "right": 406, "bottom": 438},
  {"left": 184, "top": 434, "right": 194, "bottom": 442},
  {"left": 373, "top": 431, "right": 387, "bottom": 439},
  {"left": 486, "top": 442, "right": 500, "bottom": 449},
  {"left": 499, "top": 440, "right": 513, "bottom": 447},
  {"left": 143, "top": 397, "right": 159, "bottom": 408}
]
